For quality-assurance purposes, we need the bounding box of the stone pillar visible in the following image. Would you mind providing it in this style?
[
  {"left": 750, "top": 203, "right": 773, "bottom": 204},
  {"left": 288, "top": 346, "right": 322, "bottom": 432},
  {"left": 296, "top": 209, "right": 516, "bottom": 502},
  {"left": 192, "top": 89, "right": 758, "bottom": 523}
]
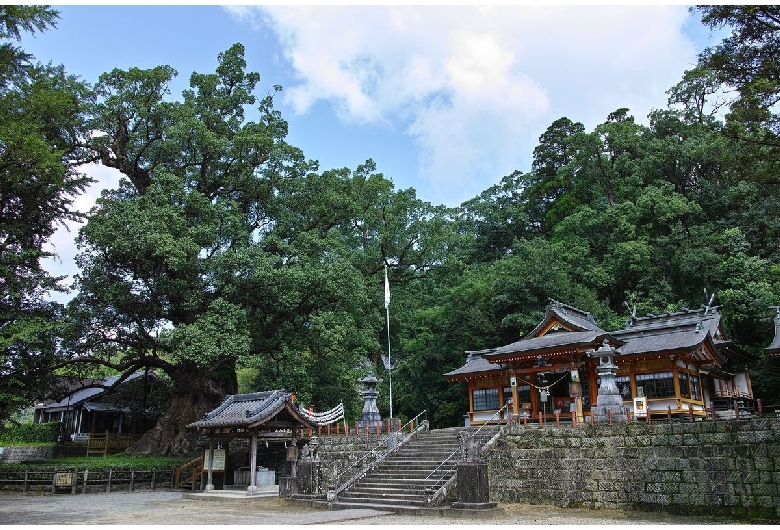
[
  {"left": 205, "top": 437, "right": 215, "bottom": 492},
  {"left": 451, "top": 433, "right": 498, "bottom": 511},
  {"left": 589, "top": 340, "right": 628, "bottom": 423}
]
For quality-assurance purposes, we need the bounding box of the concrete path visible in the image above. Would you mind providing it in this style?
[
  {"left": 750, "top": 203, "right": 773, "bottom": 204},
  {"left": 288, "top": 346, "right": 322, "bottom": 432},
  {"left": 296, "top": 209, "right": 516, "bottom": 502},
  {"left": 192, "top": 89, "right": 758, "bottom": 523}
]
[{"left": 0, "top": 490, "right": 739, "bottom": 525}]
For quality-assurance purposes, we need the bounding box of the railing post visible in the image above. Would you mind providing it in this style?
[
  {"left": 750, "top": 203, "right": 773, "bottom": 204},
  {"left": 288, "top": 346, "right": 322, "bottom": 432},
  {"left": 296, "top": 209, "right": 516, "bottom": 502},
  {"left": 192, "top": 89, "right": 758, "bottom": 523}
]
[
  {"left": 129, "top": 470, "right": 135, "bottom": 493},
  {"left": 608, "top": 408, "right": 613, "bottom": 425},
  {"left": 538, "top": 412, "right": 544, "bottom": 428},
  {"left": 555, "top": 411, "right": 560, "bottom": 426},
  {"left": 590, "top": 413, "right": 595, "bottom": 426},
  {"left": 757, "top": 398, "right": 763, "bottom": 414},
  {"left": 667, "top": 406, "right": 672, "bottom": 423},
  {"left": 734, "top": 401, "right": 739, "bottom": 419},
  {"left": 71, "top": 471, "right": 77, "bottom": 495},
  {"left": 23, "top": 469, "right": 28, "bottom": 494},
  {"left": 106, "top": 468, "right": 112, "bottom": 494},
  {"left": 82, "top": 469, "right": 88, "bottom": 494},
  {"left": 151, "top": 470, "right": 156, "bottom": 491},
  {"left": 571, "top": 410, "right": 576, "bottom": 426}
]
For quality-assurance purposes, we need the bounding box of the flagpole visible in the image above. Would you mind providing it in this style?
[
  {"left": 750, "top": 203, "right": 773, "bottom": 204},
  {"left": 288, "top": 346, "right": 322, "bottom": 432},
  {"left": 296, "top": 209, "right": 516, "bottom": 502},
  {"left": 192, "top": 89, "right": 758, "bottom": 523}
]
[{"left": 384, "top": 265, "right": 393, "bottom": 421}]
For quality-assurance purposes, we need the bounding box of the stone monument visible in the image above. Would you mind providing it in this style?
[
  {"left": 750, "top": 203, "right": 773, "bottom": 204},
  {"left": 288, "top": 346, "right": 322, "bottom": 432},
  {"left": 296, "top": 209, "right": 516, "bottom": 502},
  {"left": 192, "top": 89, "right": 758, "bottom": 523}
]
[{"left": 589, "top": 340, "right": 628, "bottom": 423}]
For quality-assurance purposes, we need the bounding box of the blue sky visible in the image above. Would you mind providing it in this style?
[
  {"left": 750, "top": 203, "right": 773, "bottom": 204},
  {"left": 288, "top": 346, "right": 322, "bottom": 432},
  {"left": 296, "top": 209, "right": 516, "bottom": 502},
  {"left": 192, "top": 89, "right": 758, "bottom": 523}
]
[{"left": 23, "top": 5, "right": 722, "bottom": 296}]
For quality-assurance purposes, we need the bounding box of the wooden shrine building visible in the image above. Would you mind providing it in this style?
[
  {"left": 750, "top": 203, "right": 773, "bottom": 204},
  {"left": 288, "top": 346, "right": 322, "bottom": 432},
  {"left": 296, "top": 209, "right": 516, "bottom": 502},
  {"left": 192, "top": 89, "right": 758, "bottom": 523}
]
[
  {"left": 187, "top": 390, "right": 318, "bottom": 493},
  {"left": 445, "top": 299, "right": 758, "bottom": 424}
]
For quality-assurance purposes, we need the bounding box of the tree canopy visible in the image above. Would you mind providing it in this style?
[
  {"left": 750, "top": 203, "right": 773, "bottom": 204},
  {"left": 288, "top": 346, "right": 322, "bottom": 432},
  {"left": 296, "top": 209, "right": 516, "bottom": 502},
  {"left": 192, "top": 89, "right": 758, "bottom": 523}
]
[{"left": 3, "top": 6, "right": 780, "bottom": 449}]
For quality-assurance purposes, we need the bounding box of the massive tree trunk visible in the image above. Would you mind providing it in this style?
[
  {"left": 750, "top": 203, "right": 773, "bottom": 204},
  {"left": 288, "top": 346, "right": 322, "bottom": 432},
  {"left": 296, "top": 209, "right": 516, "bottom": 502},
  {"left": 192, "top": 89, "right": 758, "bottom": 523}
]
[{"left": 131, "top": 360, "right": 237, "bottom": 457}]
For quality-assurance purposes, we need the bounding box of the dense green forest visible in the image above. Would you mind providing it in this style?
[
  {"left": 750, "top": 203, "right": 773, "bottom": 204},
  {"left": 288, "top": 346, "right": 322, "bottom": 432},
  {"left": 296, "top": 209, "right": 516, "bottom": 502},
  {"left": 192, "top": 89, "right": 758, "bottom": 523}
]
[{"left": 2, "top": 6, "right": 780, "bottom": 455}]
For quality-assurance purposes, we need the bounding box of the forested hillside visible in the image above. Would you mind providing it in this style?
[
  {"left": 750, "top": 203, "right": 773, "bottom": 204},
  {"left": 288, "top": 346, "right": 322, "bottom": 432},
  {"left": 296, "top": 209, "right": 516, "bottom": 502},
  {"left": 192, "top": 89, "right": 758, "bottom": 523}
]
[{"left": 2, "top": 6, "right": 779, "bottom": 454}]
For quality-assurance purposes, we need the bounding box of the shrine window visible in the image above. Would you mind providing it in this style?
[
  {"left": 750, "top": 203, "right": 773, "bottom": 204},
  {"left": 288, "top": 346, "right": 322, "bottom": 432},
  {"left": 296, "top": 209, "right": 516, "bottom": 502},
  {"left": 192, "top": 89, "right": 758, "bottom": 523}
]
[
  {"left": 517, "top": 385, "right": 531, "bottom": 405},
  {"left": 472, "top": 388, "right": 499, "bottom": 410},
  {"left": 616, "top": 376, "right": 631, "bottom": 399},
  {"left": 635, "top": 372, "right": 675, "bottom": 398},
  {"left": 678, "top": 372, "right": 690, "bottom": 398},
  {"left": 690, "top": 374, "right": 701, "bottom": 400}
]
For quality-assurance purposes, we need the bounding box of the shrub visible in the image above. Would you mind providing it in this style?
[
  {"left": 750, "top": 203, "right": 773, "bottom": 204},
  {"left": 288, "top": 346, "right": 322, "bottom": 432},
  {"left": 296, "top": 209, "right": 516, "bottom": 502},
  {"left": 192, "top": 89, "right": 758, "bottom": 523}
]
[{"left": 0, "top": 421, "right": 60, "bottom": 445}]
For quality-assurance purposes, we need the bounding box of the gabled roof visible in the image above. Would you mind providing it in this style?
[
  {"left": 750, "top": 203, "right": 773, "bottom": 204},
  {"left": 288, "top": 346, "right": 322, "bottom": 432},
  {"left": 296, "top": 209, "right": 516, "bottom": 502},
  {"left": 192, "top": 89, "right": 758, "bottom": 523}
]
[
  {"left": 187, "top": 390, "right": 317, "bottom": 433},
  {"left": 485, "top": 330, "right": 617, "bottom": 364},
  {"left": 524, "top": 299, "right": 606, "bottom": 338},
  {"left": 35, "top": 372, "right": 148, "bottom": 412},
  {"left": 445, "top": 299, "right": 759, "bottom": 380}
]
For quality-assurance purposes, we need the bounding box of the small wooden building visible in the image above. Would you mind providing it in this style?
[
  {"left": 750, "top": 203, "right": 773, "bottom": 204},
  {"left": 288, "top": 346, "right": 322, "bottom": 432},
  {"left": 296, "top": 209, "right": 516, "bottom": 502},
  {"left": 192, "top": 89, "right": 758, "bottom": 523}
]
[
  {"left": 33, "top": 371, "right": 159, "bottom": 440},
  {"left": 187, "top": 390, "right": 318, "bottom": 493},
  {"left": 445, "top": 299, "right": 758, "bottom": 424}
]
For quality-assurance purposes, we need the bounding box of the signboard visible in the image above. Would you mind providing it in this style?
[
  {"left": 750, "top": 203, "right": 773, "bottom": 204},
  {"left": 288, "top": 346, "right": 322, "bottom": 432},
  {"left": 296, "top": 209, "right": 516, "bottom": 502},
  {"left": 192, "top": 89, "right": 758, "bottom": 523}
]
[
  {"left": 509, "top": 376, "right": 517, "bottom": 387},
  {"left": 203, "top": 448, "right": 226, "bottom": 471},
  {"left": 633, "top": 397, "right": 648, "bottom": 418}
]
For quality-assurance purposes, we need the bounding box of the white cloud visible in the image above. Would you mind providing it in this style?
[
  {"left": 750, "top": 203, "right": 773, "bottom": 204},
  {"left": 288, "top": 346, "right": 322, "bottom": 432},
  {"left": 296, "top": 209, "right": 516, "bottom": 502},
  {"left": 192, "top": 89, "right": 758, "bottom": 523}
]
[
  {"left": 229, "top": 5, "right": 697, "bottom": 205},
  {"left": 42, "top": 164, "right": 123, "bottom": 302}
]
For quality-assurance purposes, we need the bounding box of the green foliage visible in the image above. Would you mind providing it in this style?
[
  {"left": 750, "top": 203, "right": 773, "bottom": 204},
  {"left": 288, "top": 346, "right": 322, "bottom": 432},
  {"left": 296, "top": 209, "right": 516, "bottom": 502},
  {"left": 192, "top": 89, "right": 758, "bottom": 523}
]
[
  {"left": 0, "top": 421, "right": 59, "bottom": 444},
  {"left": 0, "top": 5, "right": 91, "bottom": 423},
  {"left": 0, "top": 454, "right": 185, "bottom": 472}
]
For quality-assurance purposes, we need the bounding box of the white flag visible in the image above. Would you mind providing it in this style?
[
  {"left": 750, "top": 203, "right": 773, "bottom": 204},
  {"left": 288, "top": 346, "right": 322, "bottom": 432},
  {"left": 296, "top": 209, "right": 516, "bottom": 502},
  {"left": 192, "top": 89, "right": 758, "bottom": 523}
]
[{"left": 384, "top": 265, "right": 390, "bottom": 309}]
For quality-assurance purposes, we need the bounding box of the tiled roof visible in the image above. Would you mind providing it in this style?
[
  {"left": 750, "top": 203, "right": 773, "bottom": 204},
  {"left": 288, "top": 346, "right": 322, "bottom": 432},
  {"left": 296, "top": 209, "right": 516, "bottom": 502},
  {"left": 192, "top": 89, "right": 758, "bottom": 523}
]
[
  {"left": 187, "top": 390, "right": 317, "bottom": 431},
  {"left": 524, "top": 299, "right": 606, "bottom": 338},
  {"left": 445, "top": 302, "right": 750, "bottom": 379},
  {"left": 486, "top": 330, "right": 615, "bottom": 361},
  {"left": 443, "top": 352, "right": 506, "bottom": 379}
]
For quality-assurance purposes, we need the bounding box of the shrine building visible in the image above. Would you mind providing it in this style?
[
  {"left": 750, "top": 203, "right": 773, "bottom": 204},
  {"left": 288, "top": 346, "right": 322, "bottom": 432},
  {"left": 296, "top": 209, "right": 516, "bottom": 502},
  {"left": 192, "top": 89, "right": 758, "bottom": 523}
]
[{"left": 444, "top": 299, "right": 759, "bottom": 424}]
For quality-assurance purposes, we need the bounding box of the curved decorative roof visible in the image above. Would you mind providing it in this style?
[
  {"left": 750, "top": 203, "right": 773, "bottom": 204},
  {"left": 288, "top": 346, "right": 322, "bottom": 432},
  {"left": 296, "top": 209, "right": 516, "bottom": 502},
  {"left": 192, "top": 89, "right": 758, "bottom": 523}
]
[{"left": 187, "top": 390, "right": 317, "bottom": 433}]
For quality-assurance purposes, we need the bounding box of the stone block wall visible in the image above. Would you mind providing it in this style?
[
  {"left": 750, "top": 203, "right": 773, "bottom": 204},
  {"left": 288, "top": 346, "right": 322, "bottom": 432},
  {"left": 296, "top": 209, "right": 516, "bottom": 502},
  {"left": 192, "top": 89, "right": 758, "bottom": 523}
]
[
  {"left": 314, "top": 434, "right": 384, "bottom": 490},
  {"left": 484, "top": 418, "right": 780, "bottom": 520}
]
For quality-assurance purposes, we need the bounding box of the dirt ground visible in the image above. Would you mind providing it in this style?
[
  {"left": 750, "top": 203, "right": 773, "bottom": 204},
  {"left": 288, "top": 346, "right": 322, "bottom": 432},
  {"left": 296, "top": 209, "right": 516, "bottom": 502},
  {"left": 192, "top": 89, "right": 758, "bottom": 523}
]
[{"left": 0, "top": 490, "right": 747, "bottom": 526}]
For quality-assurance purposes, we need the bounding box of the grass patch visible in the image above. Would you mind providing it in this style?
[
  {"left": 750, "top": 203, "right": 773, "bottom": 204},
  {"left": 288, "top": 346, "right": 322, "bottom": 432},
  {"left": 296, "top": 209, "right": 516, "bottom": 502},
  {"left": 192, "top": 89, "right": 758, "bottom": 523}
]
[{"left": 0, "top": 454, "right": 187, "bottom": 472}]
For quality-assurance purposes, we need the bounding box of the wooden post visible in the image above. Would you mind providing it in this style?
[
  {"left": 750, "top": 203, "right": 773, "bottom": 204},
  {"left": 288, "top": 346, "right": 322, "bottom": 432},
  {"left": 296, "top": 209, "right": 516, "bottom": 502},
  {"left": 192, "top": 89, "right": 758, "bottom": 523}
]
[
  {"left": 82, "top": 469, "right": 88, "bottom": 494},
  {"left": 410, "top": 419, "right": 414, "bottom": 432},
  {"left": 538, "top": 411, "right": 544, "bottom": 428},
  {"left": 376, "top": 421, "right": 381, "bottom": 434},
  {"left": 106, "top": 468, "right": 112, "bottom": 493},
  {"left": 590, "top": 413, "right": 595, "bottom": 426},
  {"left": 151, "top": 470, "right": 156, "bottom": 491},
  {"left": 23, "top": 469, "right": 28, "bottom": 494},
  {"left": 129, "top": 470, "right": 135, "bottom": 493},
  {"left": 355, "top": 422, "right": 360, "bottom": 435},
  {"left": 608, "top": 409, "right": 613, "bottom": 425},
  {"left": 667, "top": 406, "right": 672, "bottom": 423},
  {"left": 555, "top": 411, "right": 560, "bottom": 426},
  {"left": 734, "top": 401, "right": 740, "bottom": 419},
  {"left": 523, "top": 414, "right": 528, "bottom": 428},
  {"left": 688, "top": 407, "right": 694, "bottom": 422},
  {"left": 757, "top": 399, "right": 763, "bottom": 414},
  {"left": 71, "top": 471, "right": 77, "bottom": 495},
  {"left": 647, "top": 410, "right": 651, "bottom": 423},
  {"left": 248, "top": 433, "right": 258, "bottom": 494},
  {"left": 571, "top": 410, "right": 576, "bottom": 426}
]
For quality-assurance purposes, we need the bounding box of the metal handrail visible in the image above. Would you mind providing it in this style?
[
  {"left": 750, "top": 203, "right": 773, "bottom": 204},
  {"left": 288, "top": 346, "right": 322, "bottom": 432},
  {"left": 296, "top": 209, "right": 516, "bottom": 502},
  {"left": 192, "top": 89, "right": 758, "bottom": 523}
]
[
  {"left": 331, "top": 409, "right": 428, "bottom": 498},
  {"left": 424, "top": 403, "right": 509, "bottom": 495}
]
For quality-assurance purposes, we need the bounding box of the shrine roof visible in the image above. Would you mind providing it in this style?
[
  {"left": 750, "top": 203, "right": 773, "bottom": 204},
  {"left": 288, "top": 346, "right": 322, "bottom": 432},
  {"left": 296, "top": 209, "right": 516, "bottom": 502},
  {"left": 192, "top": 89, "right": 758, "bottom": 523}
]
[
  {"left": 524, "top": 299, "right": 606, "bottom": 338},
  {"left": 485, "top": 330, "right": 617, "bottom": 362},
  {"left": 443, "top": 351, "right": 506, "bottom": 380},
  {"left": 187, "top": 390, "right": 317, "bottom": 432},
  {"left": 612, "top": 327, "right": 722, "bottom": 362}
]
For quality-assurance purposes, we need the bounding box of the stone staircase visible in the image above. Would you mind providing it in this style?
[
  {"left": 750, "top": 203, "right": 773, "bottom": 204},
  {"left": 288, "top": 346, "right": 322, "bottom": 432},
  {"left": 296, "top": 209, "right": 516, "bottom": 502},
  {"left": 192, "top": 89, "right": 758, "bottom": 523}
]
[{"left": 330, "top": 426, "right": 495, "bottom": 514}]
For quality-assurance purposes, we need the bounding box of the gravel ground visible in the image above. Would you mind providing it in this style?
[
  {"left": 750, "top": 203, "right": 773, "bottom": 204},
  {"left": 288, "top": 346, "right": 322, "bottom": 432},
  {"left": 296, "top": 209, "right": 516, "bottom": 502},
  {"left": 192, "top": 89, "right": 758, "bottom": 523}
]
[{"left": 0, "top": 490, "right": 747, "bottom": 526}]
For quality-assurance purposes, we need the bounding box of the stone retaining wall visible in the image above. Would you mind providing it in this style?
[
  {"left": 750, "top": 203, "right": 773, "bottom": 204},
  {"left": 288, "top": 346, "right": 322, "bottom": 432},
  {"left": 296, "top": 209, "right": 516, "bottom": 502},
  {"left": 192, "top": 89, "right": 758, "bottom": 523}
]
[
  {"left": 0, "top": 445, "right": 55, "bottom": 464},
  {"left": 484, "top": 418, "right": 780, "bottom": 520}
]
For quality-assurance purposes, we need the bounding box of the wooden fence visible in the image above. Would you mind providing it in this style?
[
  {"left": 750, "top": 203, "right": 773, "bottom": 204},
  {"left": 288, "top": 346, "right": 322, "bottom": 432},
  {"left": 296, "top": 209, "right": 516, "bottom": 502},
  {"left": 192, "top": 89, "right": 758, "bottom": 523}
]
[
  {"left": 0, "top": 468, "right": 175, "bottom": 494},
  {"left": 85, "top": 433, "right": 141, "bottom": 456}
]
